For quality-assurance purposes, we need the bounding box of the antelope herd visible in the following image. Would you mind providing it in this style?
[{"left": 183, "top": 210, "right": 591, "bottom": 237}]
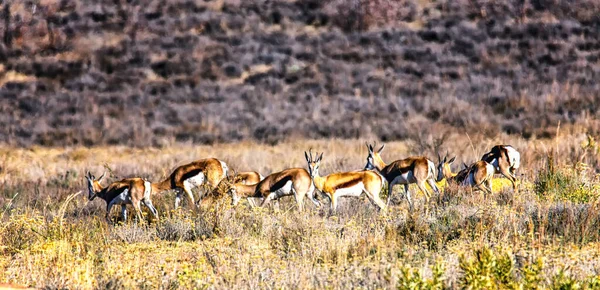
[{"left": 85, "top": 144, "right": 521, "bottom": 223}]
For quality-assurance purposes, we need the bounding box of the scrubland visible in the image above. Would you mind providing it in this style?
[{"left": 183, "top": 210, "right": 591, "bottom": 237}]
[
  {"left": 1, "top": 134, "right": 600, "bottom": 289},
  {"left": 1, "top": 0, "right": 600, "bottom": 146},
  {"left": 2, "top": 0, "right": 600, "bottom": 288}
]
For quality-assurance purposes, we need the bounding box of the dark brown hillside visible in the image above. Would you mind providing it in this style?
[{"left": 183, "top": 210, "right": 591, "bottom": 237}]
[{"left": 1, "top": 0, "right": 599, "bottom": 146}]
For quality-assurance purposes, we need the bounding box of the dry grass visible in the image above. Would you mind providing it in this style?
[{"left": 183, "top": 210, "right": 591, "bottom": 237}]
[{"left": 1, "top": 135, "right": 600, "bottom": 288}]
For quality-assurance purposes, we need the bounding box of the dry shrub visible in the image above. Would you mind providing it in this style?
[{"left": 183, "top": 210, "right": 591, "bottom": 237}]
[
  {"left": 111, "top": 223, "right": 155, "bottom": 243},
  {"left": 322, "top": 0, "right": 417, "bottom": 32}
]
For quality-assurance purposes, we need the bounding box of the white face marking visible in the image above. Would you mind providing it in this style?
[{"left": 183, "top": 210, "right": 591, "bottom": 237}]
[
  {"left": 334, "top": 182, "right": 365, "bottom": 198},
  {"left": 364, "top": 155, "right": 375, "bottom": 170}
]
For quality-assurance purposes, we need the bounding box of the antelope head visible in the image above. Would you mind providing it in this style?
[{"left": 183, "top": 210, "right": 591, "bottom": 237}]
[
  {"left": 85, "top": 171, "right": 106, "bottom": 201},
  {"left": 304, "top": 149, "right": 323, "bottom": 178},
  {"left": 364, "top": 142, "right": 385, "bottom": 170},
  {"left": 436, "top": 153, "right": 455, "bottom": 182}
]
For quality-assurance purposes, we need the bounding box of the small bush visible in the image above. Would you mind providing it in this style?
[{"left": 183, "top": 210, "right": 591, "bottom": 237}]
[
  {"left": 459, "top": 247, "right": 517, "bottom": 289},
  {"left": 111, "top": 223, "right": 155, "bottom": 243},
  {"left": 156, "top": 216, "right": 194, "bottom": 242},
  {"left": 535, "top": 154, "right": 600, "bottom": 203},
  {"left": 397, "top": 259, "right": 444, "bottom": 290}
]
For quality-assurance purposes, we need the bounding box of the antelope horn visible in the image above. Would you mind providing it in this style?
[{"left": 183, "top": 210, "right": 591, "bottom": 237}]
[{"left": 98, "top": 171, "right": 106, "bottom": 182}]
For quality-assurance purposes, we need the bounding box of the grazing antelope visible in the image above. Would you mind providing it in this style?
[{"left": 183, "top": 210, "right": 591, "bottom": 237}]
[
  {"left": 364, "top": 143, "right": 439, "bottom": 210},
  {"left": 216, "top": 171, "right": 264, "bottom": 206},
  {"left": 152, "top": 158, "right": 229, "bottom": 209},
  {"left": 436, "top": 155, "right": 495, "bottom": 194},
  {"left": 227, "top": 168, "right": 319, "bottom": 211},
  {"left": 85, "top": 172, "right": 159, "bottom": 223},
  {"left": 481, "top": 145, "right": 520, "bottom": 190},
  {"left": 305, "top": 150, "right": 386, "bottom": 215}
]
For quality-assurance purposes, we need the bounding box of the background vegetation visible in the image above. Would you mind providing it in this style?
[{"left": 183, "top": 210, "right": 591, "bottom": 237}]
[
  {"left": 0, "top": 0, "right": 599, "bottom": 146},
  {"left": 2, "top": 0, "right": 600, "bottom": 288}
]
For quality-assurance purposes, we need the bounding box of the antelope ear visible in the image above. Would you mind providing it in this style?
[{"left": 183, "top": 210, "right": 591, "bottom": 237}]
[
  {"left": 377, "top": 144, "right": 385, "bottom": 153},
  {"left": 449, "top": 156, "right": 456, "bottom": 164},
  {"left": 318, "top": 152, "right": 323, "bottom": 162},
  {"left": 443, "top": 156, "right": 447, "bottom": 163},
  {"left": 305, "top": 151, "right": 310, "bottom": 162}
]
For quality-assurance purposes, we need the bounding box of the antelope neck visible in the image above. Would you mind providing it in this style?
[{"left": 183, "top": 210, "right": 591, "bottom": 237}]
[
  {"left": 374, "top": 156, "right": 387, "bottom": 171},
  {"left": 152, "top": 178, "right": 172, "bottom": 193},
  {"left": 236, "top": 183, "right": 258, "bottom": 197}
]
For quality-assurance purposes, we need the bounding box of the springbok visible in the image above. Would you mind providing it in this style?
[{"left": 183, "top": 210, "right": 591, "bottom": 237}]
[
  {"left": 85, "top": 172, "right": 159, "bottom": 223},
  {"left": 152, "top": 158, "right": 229, "bottom": 209},
  {"left": 227, "top": 168, "right": 318, "bottom": 211},
  {"left": 364, "top": 143, "right": 439, "bottom": 210},
  {"left": 305, "top": 150, "right": 385, "bottom": 215},
  {"left": 215, "top": 171, "right": 264, "bottom": 206},
  {"left": 436, "top": 155, "right": 495, "bottom": 195},
  {"left": 481, "top": 145, "right": 520, "bottom": 191}
]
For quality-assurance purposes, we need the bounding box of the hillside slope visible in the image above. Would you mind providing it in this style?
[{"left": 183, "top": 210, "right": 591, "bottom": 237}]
[{"left": 1, "top": 0, "right": 599, "bottom": 146}]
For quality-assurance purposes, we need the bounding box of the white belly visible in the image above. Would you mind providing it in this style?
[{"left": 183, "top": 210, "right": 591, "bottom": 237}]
[
  {"left": 143, "top": 180, "right": 152, "bottom": 199},
  {"left": 390, "top": 171, "right": 415, "bottom": 185},
  {"left": 273, "top": 181, "right": 293, "bottom": 198},
  {"left": 111, "top": 189, "right": 131, "bottom": 205},
  {"left": 184, "top": 173, "right": 205, "bottom": 189},
  {"left": 334, "top": 182, "right": 365, "bottom": 198}
]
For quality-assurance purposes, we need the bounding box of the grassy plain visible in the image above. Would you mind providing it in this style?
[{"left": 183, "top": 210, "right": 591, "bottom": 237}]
[{"left": 1, "top": 134, "right": 600, "bottom": 289}]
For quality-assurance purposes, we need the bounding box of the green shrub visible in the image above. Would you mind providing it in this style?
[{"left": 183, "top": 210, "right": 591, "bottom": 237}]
[
  {"left": 459, "top": 247, "right": 517, "bottom": 289},
  {"left": 534, "top": 154, "right": 599, "bottom": 203},
  {"left": 397, "top": 259, "right": 444, "bottom": 290}
]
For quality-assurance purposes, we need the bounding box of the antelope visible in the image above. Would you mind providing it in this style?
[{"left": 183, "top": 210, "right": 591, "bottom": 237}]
[
  {"left": 436, "top": 155, "right": 495, "bottom": 194},
  {"left": 227, "top": 168, "right": 319, "bottom": 211},
  {"left": 364, "top": 143, "right": 439, "bottom": 210},
  {"left": 85, "top": 172, "right": 159, "bottom": 223},
  {"left": 481, "top": 145, "right": 520, "bottom": 191},
  {"left": 152, "top": 158, "right": 229, "bottom": 209},
  {"left": 305, "top": 150, "right": 386, "bottom": 215},
  {"left": 216, "top": 171, "right": 264, "bottom": 206}
]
